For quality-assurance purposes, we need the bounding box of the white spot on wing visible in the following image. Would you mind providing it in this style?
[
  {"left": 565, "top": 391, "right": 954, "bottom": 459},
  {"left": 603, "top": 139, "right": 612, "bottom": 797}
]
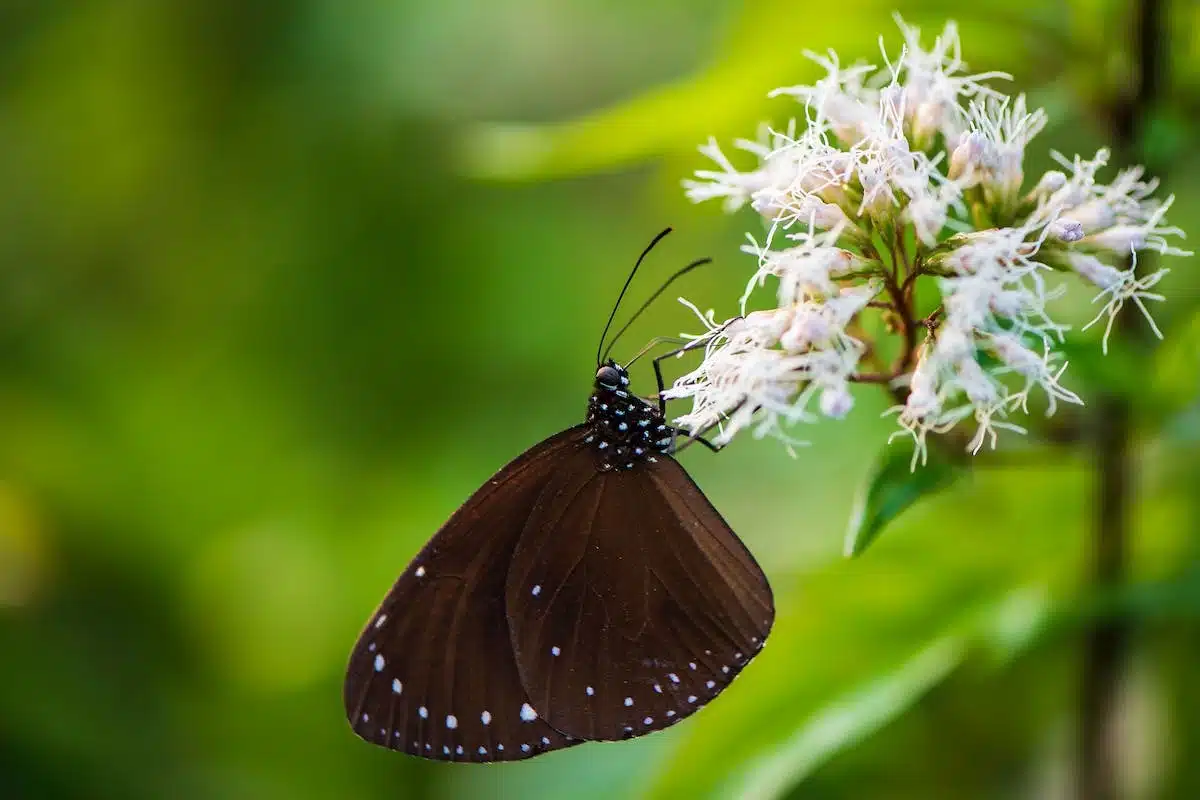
[
  {"left": 374, "top": 614, "right": 388, "bottom": 628},
  {"left": 653, "top": 684, "right": 662, "bottom": 693},
  {"left": 520, "top": 703, "right": 538, "bottom": 722},
  {"left": 532, "top": 584, "right": 541, "bottom": 596},
  {"left": 481, "top": 710, "right": 491, "bottom": 725},
  {"left": 456, "top": 745, "right": 463, "bottom": 755},
  {"left": 706, "top": 680, "right": 716, "bottom": 689},
  {"left": 551, "top": 646, "right": 560, "bottom": 656},
  {"left": 687, "top": 695, "right": 697, "bottom": 703},
  {"left": 415, "top": 566, "right": 426, "bottom": 577},
  {"left": 586, "top": 686, "right": 594, "bottom": 696},
  {"left": 643, "top": 716, "right": 653, "bottom": 725},
  {"left": 521, "top": 744, "right": 531, "bottom": 753},
  {"left": 541, "top": 736, "right": 550, "bottom": 745},
  {"left": 374, "top": 654, "right": 385, "bottom": 671},
  {"left": 478, "top": 746, "right": 487, "bottom": 755},
  {"left": 668, "top": 673, "right": 680, "bottom": 683},
  {"left": 392, "top": 679, "right": 402, "bottom": 694},
  {"left": 361, "top": 713, "right": 369, "bottom": 723},
  {"left": 446, "top": 715, "right": 458, "bottom": 729},
  {"left": 419, "top": 706, "right": 428, "bottom": 719},
  {"left": 623, "top": 697, "right": 633, "bottom": 707}
]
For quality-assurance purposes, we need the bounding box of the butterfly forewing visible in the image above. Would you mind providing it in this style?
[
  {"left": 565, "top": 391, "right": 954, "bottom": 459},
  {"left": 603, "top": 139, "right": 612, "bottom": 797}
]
[
  {"left": 505, "top": 452, "right": 774, "bottom": 741},
  {"left": 344, "top": 427, "right": 586, "bottom": 762}
]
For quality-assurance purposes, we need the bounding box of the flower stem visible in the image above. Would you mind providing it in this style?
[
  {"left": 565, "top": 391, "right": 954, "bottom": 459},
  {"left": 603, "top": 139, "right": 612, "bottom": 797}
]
[{"left": 1077, "top": 1, "right": 1164, "bottom": 798}]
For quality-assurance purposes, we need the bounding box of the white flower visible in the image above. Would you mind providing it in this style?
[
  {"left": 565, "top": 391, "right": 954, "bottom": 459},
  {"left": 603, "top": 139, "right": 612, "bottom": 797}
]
[
  {"left": 1045, "top": 149, "right": 1110, "bottom": 212},
  {"left": 676, "top": 16, "right": 1188, "bottom": 466},
  {"left": 982, "top": 333, "right": 1082, "bottom": 415},
  {"left": 1069, "top": 250, "right": 1171, "bottom": 353},
  {"left": 963, "top": 95, "right": 1047, "bottom": 203},
  {"left": 666, "top": 281, "right": 872, "bottom": 444},
  {"left": 964, "top": 400, "right": 1027, "bottom": 455},
  {"left": 739, "top": 222, "right": 873, "bottom": 308},
  {"left": 1080, "top": 194, "right": 1189, "bottom": 256},
  {"left": 771, "top": 50, "right": 876, "bottom": 146},
  {"left": 889, "top": 14, "right": 1011, "bottom": 148},
  {"left": 684, "top": 128, "right": 798, "bottom": 213}
]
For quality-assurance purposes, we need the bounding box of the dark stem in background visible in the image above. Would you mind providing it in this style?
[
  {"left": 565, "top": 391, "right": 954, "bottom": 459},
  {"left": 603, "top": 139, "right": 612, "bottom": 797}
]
[{"left": 1077, "top": 1, "right": 1163, "bottom": 799}]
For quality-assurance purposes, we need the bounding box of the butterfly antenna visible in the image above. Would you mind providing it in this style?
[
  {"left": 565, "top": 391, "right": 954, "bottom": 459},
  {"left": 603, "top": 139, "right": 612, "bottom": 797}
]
[
  {"left": 596, "top": 227, "right": 673, "bottom": 367},
  {"left": 601, "top": 257, "right": 712, "bottom": 365}
]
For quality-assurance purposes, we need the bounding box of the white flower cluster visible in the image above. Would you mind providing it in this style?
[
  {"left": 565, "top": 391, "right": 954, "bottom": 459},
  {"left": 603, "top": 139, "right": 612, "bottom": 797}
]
[{"left": 666, "top": 16, "right": 1189, "bottom": 467}]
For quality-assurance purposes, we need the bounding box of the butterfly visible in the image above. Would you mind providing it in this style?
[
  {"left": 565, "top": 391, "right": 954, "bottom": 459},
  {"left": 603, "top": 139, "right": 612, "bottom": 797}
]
[{"left": 343, "top": 230, "right": 774, "bottom": 762}]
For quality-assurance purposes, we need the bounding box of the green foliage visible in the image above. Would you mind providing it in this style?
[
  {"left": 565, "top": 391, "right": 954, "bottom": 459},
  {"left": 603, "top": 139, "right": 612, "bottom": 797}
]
[
  {"left": 462, "top": 0, "right": 1082, "bottom": 182},
  {"left": 844, "top": 440, "right": 963, "bottom": 558}
]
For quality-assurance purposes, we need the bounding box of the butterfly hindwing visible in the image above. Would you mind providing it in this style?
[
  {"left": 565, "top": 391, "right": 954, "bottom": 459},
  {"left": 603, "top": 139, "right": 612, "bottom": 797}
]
[
  {"left": 505, "top": 452, "right": 774, "bottom": 741},
  {"left": 343, "top": 427, "right": 587, "bottom": 762}
]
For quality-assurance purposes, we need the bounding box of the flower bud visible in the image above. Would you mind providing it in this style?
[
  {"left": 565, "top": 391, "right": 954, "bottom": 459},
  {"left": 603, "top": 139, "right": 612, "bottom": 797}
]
[
  {"left": 1064, "top": 251, "right": 1123, "bottom": 290},
  {"left": 955, "top": 357, "right": 998, "bottom": 406},
  {"left": 911, "top": 101, "right": 943, "bottom": 149},
  {"left": 1048, "top": 218, "right": 1084, "bottom": 242},
  {"left": 1065, "top": 200, "right": 1116, "bottom": 232},
  {"left": 934, "top": 325, "right": 975, "bottom": 362},
  {"left": 948, "top": 132, "right": 989, "bottom": 182},
  {"left": 1028, "top": 170, "right": 1067, "bottom": 200},
  {"left": 987, "top": 333, "right": 1041, "bottom": 375},
  {"left": 819, "top": 383, "right": 855, "bottom": 419},
  {"left": 1081, "top": 226, "right": 1145, "bottom": 253},
  {"left": 795, "top": 194, "right": 852, "bottom": 230},
  {"left": 780, "top": 306, "right": 831, "bottom": 352}
]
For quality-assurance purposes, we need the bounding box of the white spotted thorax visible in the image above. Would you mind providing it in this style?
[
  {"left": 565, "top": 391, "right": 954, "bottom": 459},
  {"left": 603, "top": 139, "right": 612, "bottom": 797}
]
[{"left": 584, "top": 361, "right": 674, "bottom": 470}]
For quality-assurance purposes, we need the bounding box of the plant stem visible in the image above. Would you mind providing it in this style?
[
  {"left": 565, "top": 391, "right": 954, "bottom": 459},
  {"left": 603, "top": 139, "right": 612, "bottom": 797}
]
[{"left": 1077, "top": 1, "right": 1163, "bottom": 798}]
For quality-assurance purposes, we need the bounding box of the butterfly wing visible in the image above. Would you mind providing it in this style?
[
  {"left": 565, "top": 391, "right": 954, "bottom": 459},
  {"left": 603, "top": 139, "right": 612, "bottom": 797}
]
[
  {"left": 344, "top": 426, "right": 589, "bottom": 762},
  {"left": 505, "top": 452, "right": 774, "bottom": 741}
]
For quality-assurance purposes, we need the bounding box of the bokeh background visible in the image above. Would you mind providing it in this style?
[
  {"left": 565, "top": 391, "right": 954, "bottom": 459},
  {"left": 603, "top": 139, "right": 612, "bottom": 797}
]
[{"left": 1, "top": 1, "right": 1198, "bottom": 798}]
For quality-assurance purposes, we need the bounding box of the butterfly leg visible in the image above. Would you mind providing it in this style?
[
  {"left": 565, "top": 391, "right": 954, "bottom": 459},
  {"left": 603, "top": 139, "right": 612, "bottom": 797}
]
[
  {"left": 625, "top": 336, "right": 690, "bottom": 372},
  {"left": 651, "top": 338, "right": 712, "bottom": 417},
  {"left": 675, "top": 434, "right": 723, "bottom": 454}
]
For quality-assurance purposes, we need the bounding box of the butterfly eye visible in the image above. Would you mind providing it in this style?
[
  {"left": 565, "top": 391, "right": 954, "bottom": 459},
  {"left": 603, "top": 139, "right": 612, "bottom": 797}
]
[{"left": 594, "top": 365, "right": 622, "bottom": 389}]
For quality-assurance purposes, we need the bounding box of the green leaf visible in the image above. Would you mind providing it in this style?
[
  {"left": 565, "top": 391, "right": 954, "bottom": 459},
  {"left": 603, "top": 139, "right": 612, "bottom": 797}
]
[
  {"left": 705, "top": 587, "right": 1053, "bottom": 800},
  {"left": 727, "top": 637, "right": 965, "bottom": 800},
  {"left": 843, "top": 439, "right": 962, "bottom": 558}
]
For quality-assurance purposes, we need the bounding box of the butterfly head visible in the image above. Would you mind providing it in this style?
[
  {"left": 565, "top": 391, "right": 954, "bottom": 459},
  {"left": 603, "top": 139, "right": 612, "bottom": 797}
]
[{"left": 594, "top": 361, "right": 630, "bottom": 391}]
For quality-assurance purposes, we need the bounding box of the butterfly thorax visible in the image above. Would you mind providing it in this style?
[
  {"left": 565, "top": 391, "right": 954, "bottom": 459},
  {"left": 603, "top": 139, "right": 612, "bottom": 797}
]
[{"left": 584, "top": 362, "right": 673, "bottom": 471}]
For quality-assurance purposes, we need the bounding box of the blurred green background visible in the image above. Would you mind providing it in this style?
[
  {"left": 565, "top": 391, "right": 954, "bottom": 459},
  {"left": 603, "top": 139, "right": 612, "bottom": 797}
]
[{"left": 1, "top": 1, "right": 1198, "bottom": 798}]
